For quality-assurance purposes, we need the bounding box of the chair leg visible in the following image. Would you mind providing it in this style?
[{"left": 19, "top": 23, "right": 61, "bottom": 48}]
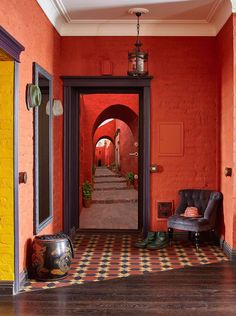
[
  {"left": 188, "top": 231, "right": 192, "bottom": 241},
  {"left": 194, "top": 232, "right": 200, "bottom": 251},
  {"left": 168, "top": 227, "right": 173, "bottom": 245},
  {"left": 211, "top": 229, "right": 216, "bottom": 244}
]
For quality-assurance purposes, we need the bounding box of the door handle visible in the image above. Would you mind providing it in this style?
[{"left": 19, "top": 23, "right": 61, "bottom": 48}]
[{"left": 129, "top": 152, "right": 138, "bottom": 157}]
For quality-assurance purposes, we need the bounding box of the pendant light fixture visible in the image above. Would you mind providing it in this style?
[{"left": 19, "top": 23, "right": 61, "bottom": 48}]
[{"left": 127, "top": 8, "right": 149, "bottom": 77}]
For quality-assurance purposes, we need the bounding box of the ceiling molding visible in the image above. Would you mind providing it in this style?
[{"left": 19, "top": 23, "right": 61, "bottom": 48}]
[
  {"left": 231, "top": 0, "right": 236, "bottom": 11},
  {"left": 61, "top": 21, "right": 216, "bottom": 37},
  {"left": 212, "top": 0, "right": 232, "bottom": 34},
  {"left": 52, "top": 0, "right": 71, "bottom": 22},
  {"left": 206, "top": 0, "right": 225, "bottom": 22},
  {"left": 37, "top": 0, "right": 234, "bottom": 36},
  {"left": 36, "top": 0, "right": 65, "bottom": 33}
]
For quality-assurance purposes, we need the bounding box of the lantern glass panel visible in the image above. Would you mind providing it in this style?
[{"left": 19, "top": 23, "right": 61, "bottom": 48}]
[{"left": 128, "top": 51, "right": 148, "bottom": 76}]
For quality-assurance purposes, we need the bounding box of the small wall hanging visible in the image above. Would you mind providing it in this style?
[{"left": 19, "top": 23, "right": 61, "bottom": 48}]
[
  {"left": 26, "top": 84, "right": 42, "bottom": 110},
  {"left": 46, "top": 99, "right": 63, "bottom": 116}
]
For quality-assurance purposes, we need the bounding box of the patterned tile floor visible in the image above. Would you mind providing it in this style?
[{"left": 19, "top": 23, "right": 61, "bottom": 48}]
[{"left": 21, "top": 234, "right": 228, "bottom": 292}]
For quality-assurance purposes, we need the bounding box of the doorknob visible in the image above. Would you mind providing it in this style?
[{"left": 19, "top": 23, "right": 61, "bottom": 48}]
[{"left": 129, "top": 152, "right": 138, "bottom": 157}]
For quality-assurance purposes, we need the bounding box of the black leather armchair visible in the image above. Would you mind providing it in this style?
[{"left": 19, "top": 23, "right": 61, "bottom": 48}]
[{"left": 167, "top": 189, "right": 223, "bottom": 250}]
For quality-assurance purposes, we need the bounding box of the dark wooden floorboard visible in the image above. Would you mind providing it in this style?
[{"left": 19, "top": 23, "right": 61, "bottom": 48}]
[{"left": 1, "top": 262, "right": 236, "bottom": 315}]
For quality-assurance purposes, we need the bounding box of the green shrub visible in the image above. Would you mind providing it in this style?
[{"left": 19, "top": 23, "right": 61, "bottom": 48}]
[
  {"left": 82, "top": 181, "right": 92, "bottom": 199},
  {"left": 126, "top": 172, "right": 134, "bottom": 182}
]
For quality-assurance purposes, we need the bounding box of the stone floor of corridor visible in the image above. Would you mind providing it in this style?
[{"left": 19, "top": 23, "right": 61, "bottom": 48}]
[
  {"left": 79, "top": 167, "right": 138, "bottom": 229},
  {"left": 21, "top": 233, "right": 228, "bottom": 292}
]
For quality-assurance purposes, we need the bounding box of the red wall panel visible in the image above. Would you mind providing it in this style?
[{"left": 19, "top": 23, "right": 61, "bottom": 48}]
[{"left": 61, "top": 36, "right": 219, "bottom": 231}]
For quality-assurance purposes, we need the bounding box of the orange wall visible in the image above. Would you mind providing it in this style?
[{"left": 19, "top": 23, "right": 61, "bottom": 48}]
[
  {"left": 233, "top": 14, "right": 236, "bottom": 248},
  {"left": 217, "top": 16, "right": 234, "bottom": 247},
  {"left": 0, "top": 0, "right": 63, "bottom": 272},
  {"left": 61, "top": 36, "right": 219, "bottom": 231}
]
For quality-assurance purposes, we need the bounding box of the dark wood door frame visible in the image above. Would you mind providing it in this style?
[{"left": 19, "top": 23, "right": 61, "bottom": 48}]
[{"left": 62, "top": 76, "right": 152, "bottom": 236}]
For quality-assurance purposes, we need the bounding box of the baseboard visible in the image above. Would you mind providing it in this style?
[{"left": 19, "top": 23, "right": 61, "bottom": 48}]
[
  {"left": 220, "top": 239, "right": 236, "bottom": 261},
  {"left": 0, "top": 281, "right": 14, "bottom": 295},
  {"left": 19, "top": 269, "right": 28, "bottom": 289}
]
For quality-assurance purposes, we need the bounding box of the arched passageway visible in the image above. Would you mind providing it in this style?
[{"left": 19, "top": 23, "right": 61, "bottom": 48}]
[{"left": 80, "top": 96, "right": 140, "bottom": 230}]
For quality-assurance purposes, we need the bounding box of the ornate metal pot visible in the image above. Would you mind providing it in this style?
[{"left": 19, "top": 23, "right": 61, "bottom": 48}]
[{"left": 32, "top": 233, "right": 74, "bottom": 281}]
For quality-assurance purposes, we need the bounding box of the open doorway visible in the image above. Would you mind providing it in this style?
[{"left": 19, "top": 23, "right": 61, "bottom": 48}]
[
  {"left": 79, "top": 97, "right": 139, "bottom": 230},
  {"left": 63, "top": 76, "right": 151, "bottom": 236}
]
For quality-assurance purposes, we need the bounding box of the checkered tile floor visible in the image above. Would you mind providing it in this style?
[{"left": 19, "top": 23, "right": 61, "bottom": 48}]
[{"left": 21, "top": 234, "right": 228, "bottom": 292}]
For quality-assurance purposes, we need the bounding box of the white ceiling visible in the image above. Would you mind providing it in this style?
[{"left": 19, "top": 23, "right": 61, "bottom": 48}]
[{"left": 37, "top": 0, "right": 236, "bottom": 36}]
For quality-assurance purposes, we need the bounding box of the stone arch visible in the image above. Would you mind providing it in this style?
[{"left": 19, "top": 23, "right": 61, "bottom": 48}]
[
  {"left": 95, "top": 136, "right": 114, "bottom": 147},
  {"left": 92, "top": 104, "right": 139, "bottom": 139}
]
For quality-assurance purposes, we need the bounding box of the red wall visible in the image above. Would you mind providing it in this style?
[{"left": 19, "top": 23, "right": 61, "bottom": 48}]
[
  {"left": 95, "top": 146, "right": 105, "bottom": 166},
  {"left": 2, "top": 0, "right": 235, "bottom": 273},
  {"left": 80, "top": 94, "right": 138, "bottom": 176},
  {"left": 0, "top": 0, "right": 63, "bottom": 272},
  {"left": 61, "top": 36, "right": 219, "bottom": 231},
  {"left": 217, "top": 16, "right": 234, "bottom": 248},
  {"left": 116, "top": 119, "right": 138, "bottom": 177},
  {"left": 93, "top": 119, "right": 116, "bottom": 148},
  {"left": 104, "top": 142, "right": 115, "bottom": 166},
  {"left": 93, "top": 120, "right": 116, "bottom": 168}
]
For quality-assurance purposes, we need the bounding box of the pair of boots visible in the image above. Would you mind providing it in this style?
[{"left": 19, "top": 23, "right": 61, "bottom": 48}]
[{"left": 135, "top": 231, "right": 168, "bottom": 250}]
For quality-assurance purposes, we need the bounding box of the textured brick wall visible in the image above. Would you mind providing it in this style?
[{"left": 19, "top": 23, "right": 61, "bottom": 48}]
[
  {"left": 0, "top": 61, "right": 14, "bottom": 280},
  {"left": 0, "top": 0, "right": 230, "bottom": 275},
  {"left": 217, "top": 16, "right": 234, "bottom": 247},
  {"left": 0, "top": 0, "right": 63, "bottom": 273},
  {"left": 233, "top": 14, "right": 236, "bottom": 248},
  {"left": 61, "top": 36, "right": 219, "bottom": 232}
]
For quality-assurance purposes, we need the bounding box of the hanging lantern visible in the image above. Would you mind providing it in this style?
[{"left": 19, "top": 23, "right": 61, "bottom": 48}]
[{"left": 128, "top": 8, "right": 149, "bottom": 77}]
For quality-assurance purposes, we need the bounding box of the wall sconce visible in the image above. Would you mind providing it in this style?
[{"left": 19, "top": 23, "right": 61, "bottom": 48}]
[
  {"left": 46, "top": 99, "right": 63, "bottom": 116},
  {"left": 26, "top": 84, "right": 42, "bottom": 110}
]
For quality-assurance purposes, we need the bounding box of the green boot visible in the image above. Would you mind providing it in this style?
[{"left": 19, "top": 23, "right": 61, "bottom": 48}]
[
  {"left": 134, "top": 232, "right": 156, "bottom": 248},
  {"left": 146, "top": 232, "right": 168, "bottom": 250}
]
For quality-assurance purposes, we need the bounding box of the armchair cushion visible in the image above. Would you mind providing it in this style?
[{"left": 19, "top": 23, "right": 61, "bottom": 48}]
[{"left": 168, "top": 214, "right": 211, "bottom": 232}]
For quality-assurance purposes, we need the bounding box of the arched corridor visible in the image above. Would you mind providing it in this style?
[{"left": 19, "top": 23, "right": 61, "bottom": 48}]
[{"left": 80, "top": 98, "right": 139, "bottom": 229}]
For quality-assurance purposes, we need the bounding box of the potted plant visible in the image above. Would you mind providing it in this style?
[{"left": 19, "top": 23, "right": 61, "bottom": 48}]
[
  {"left": 134, "top": 174, "right": 138, "bottom": 190},
  {"left": 126, "top": 172, "right": 134, "bottom": 188},
  {"left": 82, "top": 181, "right": 92, "bottom": 208}
]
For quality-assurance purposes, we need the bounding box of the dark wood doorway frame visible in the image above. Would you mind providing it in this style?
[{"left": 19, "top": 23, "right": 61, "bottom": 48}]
[{"left": 62, "top": 76, "right": 152, "bottom": 236}]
